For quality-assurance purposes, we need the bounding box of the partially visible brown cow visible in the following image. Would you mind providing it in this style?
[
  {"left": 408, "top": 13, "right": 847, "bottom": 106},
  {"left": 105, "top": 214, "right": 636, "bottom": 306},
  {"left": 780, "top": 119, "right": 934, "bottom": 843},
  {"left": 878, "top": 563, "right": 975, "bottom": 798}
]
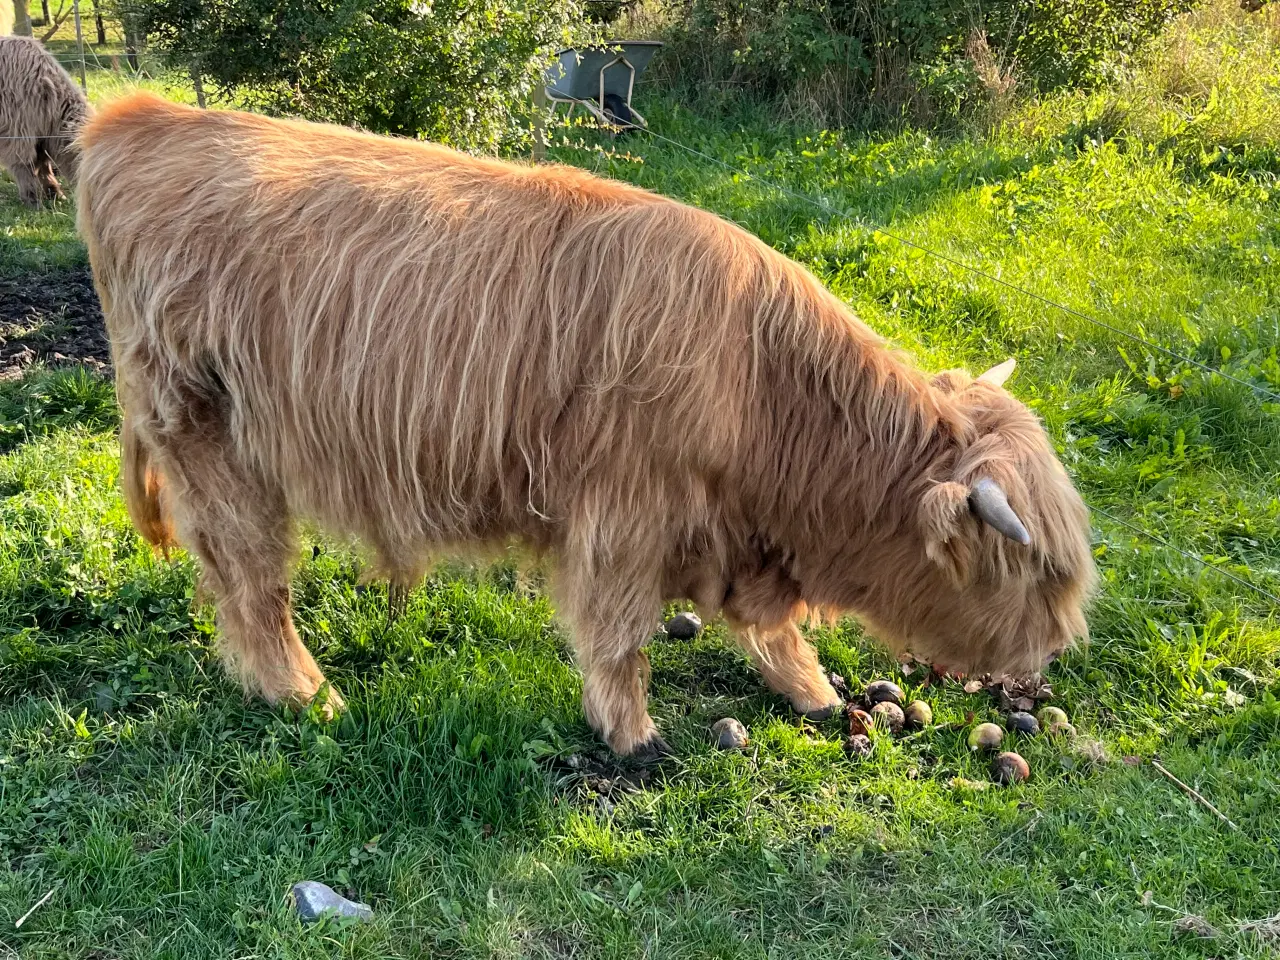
[
  {"left": 0, "top": 36, "right": 89, "bottom": 207},
  {"left": 77, "top": 94, "right": 1095, "bottom": 758}
]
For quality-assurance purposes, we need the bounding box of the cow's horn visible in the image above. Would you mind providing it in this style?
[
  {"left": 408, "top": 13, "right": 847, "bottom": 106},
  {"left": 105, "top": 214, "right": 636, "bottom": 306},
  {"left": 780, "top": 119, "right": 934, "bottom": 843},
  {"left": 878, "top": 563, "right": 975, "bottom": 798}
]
[
  {"left": 969, "top": 478, "right": 1031, "bottom": 546},
  {"left": 977, "top": 358, "right": 1017, "bottom": 387}
]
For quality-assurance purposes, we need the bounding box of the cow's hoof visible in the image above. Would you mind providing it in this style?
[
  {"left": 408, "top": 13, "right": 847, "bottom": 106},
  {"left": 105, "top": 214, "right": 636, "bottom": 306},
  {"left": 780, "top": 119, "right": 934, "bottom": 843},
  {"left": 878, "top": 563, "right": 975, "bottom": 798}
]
[
  {"left": 273, "top": 681, "right": 345, "bottom": 722},
  {"left": 630, "top": 734, "right": 673, "bottom": 764},
  {"left": 799, "top": 700, "right": 844, "bottom": 722}
]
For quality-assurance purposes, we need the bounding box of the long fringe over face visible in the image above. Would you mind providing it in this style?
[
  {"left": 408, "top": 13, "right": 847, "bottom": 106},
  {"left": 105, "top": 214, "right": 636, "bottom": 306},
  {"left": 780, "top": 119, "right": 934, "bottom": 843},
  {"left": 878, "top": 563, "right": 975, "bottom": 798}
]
[{"left": 77, "top": 94, "right": 1096, "bottom": 756}]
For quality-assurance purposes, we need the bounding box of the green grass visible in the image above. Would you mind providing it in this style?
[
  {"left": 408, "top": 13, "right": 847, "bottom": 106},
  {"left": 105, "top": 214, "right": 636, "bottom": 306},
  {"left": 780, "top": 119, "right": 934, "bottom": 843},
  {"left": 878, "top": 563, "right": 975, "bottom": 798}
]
[{"left": 3, "top": 5, "right": 1280, "bottom": 957}]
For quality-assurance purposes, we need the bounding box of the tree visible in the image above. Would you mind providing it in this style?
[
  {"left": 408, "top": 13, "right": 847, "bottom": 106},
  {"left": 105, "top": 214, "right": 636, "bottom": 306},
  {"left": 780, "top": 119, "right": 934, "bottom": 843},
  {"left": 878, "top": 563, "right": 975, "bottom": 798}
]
[
  {"left": 37, "top": 0, "right": 80, "bottom": 41},
  {"left": 13, "top": 0, "right": 33, "bottom": 35},
  {"left": 119, "top": 0, "right": 588, "bottom": 151}
]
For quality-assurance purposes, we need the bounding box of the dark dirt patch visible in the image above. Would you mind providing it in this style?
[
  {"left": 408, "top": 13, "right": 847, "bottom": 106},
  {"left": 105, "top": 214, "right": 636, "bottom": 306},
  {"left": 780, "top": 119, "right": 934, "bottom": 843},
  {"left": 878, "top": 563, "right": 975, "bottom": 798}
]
[
  {"left": 545, "top": 749, "right": 660, "bottom": 803},
  {"left": 0, "top": 265, "right": 109, "bottom": 380}
]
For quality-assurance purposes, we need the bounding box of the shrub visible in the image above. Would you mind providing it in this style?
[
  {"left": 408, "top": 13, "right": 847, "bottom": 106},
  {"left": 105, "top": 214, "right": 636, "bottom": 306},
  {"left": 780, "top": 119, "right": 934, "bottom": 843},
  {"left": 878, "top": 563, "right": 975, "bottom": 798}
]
[
  {"left": 117, "top": 0, "right": 589, "bottom": 150},
  {"left": 622, "top": 0, "right": 1199, "bottom": 123}
]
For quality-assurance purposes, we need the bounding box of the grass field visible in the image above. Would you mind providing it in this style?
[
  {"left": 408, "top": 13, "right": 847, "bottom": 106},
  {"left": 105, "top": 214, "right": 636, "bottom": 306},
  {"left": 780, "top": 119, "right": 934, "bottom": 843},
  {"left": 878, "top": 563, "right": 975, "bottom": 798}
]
[{"left": 3, "top": 5, "right": 1280, "bottom": 958}]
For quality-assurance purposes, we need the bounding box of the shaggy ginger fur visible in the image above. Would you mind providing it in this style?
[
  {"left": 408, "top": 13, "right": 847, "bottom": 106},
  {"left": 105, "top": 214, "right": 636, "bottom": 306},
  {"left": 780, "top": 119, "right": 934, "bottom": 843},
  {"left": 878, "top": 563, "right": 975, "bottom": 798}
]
[
  {"left": 77, "top": 94, "right": 1096, "bottom": 757},
  {"left": 0, "top": 36, "right": 88, "bottom": 206}
]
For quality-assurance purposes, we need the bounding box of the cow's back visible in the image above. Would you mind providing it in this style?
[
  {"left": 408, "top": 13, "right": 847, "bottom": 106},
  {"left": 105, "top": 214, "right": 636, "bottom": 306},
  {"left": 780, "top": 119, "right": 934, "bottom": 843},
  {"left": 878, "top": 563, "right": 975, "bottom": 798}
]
[{"left": 78, "top": 94, "right": 766, "bottom": 555}]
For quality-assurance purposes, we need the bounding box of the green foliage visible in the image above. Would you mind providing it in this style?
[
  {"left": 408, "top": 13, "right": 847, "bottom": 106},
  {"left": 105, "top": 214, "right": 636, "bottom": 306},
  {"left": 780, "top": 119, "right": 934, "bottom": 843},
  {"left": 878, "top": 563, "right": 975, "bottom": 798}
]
[
  {"left": 0, "top": 369, "right": 119, "bottom": 453},
  {"left": 1018, "top": 1, "right": 1280, "bottom": 177},
  {"left": 639, "top": 0, "right": 1197, "bottom": 121},
  {"left": 116, "top": 0, "right": 588, "bottom": 148}
]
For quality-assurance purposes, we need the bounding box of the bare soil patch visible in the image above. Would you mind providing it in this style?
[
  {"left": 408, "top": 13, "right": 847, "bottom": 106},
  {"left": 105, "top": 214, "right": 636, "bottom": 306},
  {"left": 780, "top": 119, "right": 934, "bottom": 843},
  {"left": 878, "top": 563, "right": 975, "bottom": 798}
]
[{"left": 0, "top": 266, "right": 109, "bottom": 379}]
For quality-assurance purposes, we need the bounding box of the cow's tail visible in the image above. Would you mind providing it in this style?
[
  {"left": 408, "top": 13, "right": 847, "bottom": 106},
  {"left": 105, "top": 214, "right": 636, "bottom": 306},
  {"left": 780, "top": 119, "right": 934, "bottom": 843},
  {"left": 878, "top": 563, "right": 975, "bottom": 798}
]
[{"left": 120, "top": 416, "right": 175, "bottom": 551}]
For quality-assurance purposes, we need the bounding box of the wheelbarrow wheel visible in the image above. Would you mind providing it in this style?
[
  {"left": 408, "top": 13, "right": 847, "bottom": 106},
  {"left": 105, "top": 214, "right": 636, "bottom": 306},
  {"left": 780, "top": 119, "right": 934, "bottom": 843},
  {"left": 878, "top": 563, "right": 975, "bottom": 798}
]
[{"left": 602, "top": 93, "right": 636, "bottom": 133}]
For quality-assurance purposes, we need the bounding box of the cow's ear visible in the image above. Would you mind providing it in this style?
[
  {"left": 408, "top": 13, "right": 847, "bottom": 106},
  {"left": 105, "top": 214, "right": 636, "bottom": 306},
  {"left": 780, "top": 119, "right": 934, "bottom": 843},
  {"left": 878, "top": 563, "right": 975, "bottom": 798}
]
[{"left": 918, "top": 481, "right": 973, "bottom": 586}]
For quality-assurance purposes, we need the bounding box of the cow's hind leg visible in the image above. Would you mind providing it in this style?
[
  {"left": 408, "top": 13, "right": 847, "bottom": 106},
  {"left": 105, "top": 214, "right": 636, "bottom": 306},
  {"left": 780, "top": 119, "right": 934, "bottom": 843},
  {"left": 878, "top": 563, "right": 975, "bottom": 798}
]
[
  {"left": 137, "top": 391, "right": 341, "bottom": 715},
  {"left": 733, "top": 621, "right": 842, "bottom": 721}
]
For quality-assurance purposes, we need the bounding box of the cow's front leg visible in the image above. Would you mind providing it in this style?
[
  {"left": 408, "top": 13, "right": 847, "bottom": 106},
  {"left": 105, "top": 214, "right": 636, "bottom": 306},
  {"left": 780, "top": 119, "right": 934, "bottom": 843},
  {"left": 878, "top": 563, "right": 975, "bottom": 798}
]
[
  {"left": 734, "top": 621, "right": 843, "bottom": 721},
  {"left": 563, "top": 598, "right": 668, "bottom": 758},
  {"left": 579, "top": 640, "right": 667, "bottom": 759},
  {"left": 555, "top": 558, "right": 668, "bottom": 758},
  {"left": 722, "top": 560, "right": 843, "bottom": 720}
]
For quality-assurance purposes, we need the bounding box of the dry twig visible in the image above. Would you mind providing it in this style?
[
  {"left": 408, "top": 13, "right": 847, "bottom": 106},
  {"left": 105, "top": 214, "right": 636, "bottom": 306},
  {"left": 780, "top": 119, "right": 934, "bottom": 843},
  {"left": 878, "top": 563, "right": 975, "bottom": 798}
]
[
  {"left": 1150, "top": 759, "right": 1240, "bottom": 831},
  {"left": 14, "top": 887, "right": 55, "bottom": 929},
  {"left": 1239, "top": 913, "right": 1280, "bottom": 942}
]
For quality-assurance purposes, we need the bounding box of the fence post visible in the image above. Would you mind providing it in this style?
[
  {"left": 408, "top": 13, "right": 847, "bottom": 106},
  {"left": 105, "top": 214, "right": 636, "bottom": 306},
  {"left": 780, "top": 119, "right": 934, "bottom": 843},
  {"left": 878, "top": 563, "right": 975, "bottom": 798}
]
[
  {"left": 532, "top": 84, "right": 548, "bottom": 162},
  {"left": 72, "top": 0, "right": 87, "bottom": 91},
  {"left": 123, "top": 18, "right": 140, "bottom": 71}
]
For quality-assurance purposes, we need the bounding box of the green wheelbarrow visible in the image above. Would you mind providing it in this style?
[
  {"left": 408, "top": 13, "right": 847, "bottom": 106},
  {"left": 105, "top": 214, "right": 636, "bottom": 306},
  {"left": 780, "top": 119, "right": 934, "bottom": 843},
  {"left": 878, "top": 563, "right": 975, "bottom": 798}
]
[{"left": 543, "top": 40, "right": 662, "bottom": 131}]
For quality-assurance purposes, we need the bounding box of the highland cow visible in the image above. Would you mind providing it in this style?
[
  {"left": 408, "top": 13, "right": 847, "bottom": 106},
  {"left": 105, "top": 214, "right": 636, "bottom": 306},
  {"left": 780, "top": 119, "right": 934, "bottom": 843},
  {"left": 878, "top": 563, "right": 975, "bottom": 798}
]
[
  {"left": 77, "top": 94, "right": 1096, "bottom": 758},
  {"left": 0, "top": 36, "right": 89, "bottom": 207}
]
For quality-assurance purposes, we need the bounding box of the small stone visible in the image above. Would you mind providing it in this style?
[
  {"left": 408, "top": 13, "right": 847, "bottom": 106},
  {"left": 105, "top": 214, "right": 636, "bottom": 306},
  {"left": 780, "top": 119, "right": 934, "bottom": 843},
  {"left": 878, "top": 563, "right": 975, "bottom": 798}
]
[
  {"left": 903, "top": 700, "right": 933, "bottom": 729},
  {"left": 711, "top": 717, "right": 748, "bottom": 750},
  {"left": 1037, "top": 706, "right": 1069, "bottom": 727},
  {"left": 292, "top": 881, "right": 373, "bottom": 923},
  {"left": 664, "top": 612, "right": 702, "bottom": 640},
  {"left": 968, "top": 722, "right": 1005, "bottom": 751},
  {"left": 991, "top": 751, "right": 1030, "bottom": 785},
  {"left": 869, "top": 701, "right": 905, "bottom": 733},
  {"left": 1008, "top": 711, "right": 1040, "bottom": 735},
  {"left": 864, "top": 680, "right": 904, "bottom": 706},
  {"left": 845, "top": 705, "right": 874, "bottom": 737},
  {"left": 842, "top": 734, "right": 872, "bottom": 758}
]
